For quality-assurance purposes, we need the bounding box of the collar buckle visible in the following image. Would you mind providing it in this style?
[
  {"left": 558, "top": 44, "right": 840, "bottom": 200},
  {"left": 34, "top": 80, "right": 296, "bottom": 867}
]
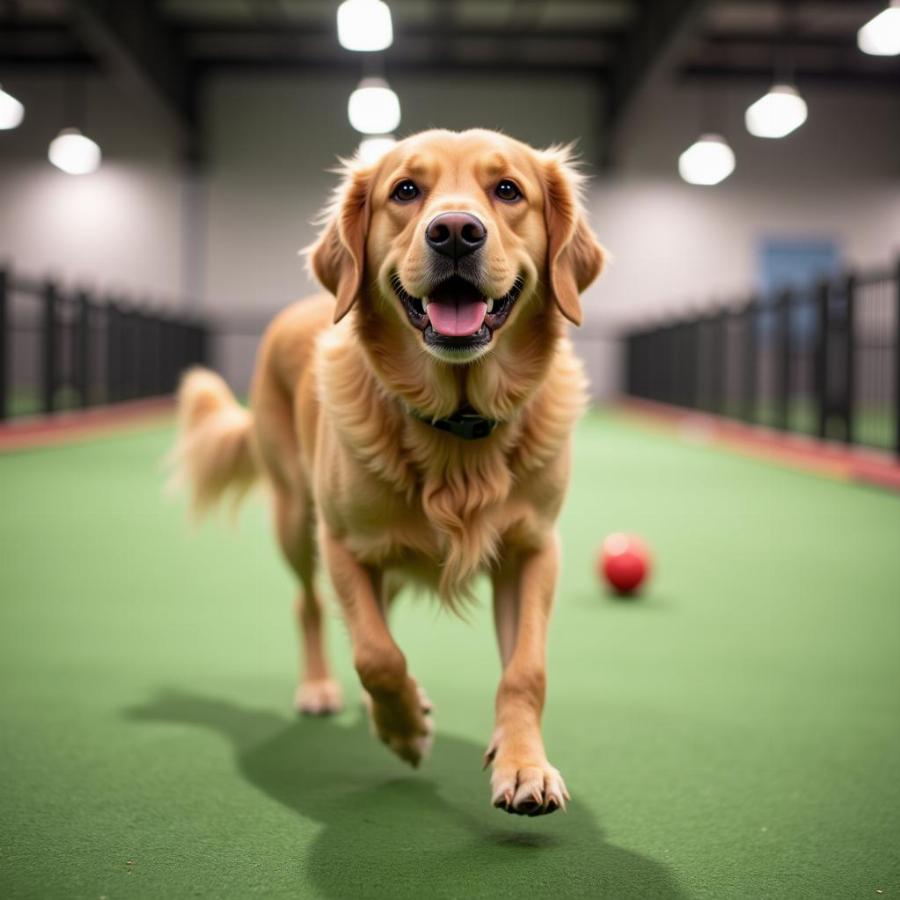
[{"left": 412, "top": 406, "right": 499, "bottom": 440}]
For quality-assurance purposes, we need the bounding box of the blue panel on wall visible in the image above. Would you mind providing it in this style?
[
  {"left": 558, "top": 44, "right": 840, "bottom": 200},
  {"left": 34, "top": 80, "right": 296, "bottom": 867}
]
[{"left": 759, "top": 238, "right": 841, "bottom": 298}]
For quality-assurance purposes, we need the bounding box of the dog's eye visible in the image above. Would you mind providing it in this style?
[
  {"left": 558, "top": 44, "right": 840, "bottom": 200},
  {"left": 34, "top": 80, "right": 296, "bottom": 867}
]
[
  {"left": 391, "top": 180, "right": 420, "bottom": 203},
  {"left": 495, "top": 180, "right": 522, "bottom": 202}
]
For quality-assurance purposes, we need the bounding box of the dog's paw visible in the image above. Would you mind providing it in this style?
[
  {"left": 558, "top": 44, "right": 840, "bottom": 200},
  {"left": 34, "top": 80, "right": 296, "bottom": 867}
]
[
  {"left": 294, "top": 678, "right": 343, "bottom": 716},
  {"left": 485, "top": 742, "right": 569, "bottom": 816},
  {"left": 365, "top": 678, "right": 434, "bottom": 767}
]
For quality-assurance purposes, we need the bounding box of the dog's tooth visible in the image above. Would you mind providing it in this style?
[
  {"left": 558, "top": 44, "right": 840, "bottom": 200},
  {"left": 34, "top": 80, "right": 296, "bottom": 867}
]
[
  {"left": 422, "top": 298, "right": 429, "bottom": 313},
  {"left": 486, "top": 298, "right": 494, "bottom": 314}
]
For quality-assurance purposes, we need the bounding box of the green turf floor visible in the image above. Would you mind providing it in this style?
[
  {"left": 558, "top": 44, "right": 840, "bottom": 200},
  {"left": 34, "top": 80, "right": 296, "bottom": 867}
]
[{"left": 1, "top": 412, "right": 899, "bottom": 899}]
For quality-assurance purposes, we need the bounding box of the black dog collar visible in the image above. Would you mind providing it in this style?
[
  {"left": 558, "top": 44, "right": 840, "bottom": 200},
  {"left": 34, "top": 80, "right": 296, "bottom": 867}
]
[{"left": 411, "top": 405, "right": 499, "bottom": 440}]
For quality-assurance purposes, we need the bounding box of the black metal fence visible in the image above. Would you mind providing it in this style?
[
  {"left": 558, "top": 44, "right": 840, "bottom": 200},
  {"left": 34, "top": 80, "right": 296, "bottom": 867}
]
[
  {"left": 0, "top": 266, "right": 208, "bottom": 421},
  {"left": 625, "top": 258, "right": 900, "bottom": 457}
]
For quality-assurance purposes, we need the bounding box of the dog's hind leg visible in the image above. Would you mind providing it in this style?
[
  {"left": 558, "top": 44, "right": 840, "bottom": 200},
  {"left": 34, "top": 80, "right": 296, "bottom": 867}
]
[
  {"left": 247, "top": 298, "right": 346, "bottom": 715},
  {"left": 274, "top": 489, "right": 343, "bottom": 715},
  {"left": 253, "top": 380, "right": 340, "bottom": 714}
]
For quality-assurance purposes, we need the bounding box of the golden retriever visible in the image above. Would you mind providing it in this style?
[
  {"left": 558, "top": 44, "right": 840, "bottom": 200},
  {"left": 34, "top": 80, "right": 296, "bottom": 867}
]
[{"left": 173, "top": 128, "right": 605, "bottom": 816}]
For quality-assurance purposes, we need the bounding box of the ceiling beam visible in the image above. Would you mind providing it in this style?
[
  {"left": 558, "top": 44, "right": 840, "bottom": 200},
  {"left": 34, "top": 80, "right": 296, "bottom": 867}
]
[
  {"left": 681, "top": 63, "right": 900, "bottom": 90},
  {"left": 0, "top": 53, "right": 96, "bottom": 72},
  {"left": 192, "top": 56, "right": 610, "bottom": 79},
  {"left": 0, "top": 22, "right": 77, "bottom": 44},
  {"left": 173, "top": 20, "right": 627, "bottom": 43},
  {"left": 6, "top": 20, "right": 874, "bottom": 54},
  {"left": 0, "top": 48, "right": 610, "bottom": 80},
  {"left": 68, "top": 0, "right": 199, "bottom": 159},
  {"left": 699, "top": 30, "right": 860, "bottom": 52},
  {"left": 601, "top": 0, "right": 710, "bottom": 168},
  {"left": 0, "top": 20, "right": 93, "bottom": 70}
]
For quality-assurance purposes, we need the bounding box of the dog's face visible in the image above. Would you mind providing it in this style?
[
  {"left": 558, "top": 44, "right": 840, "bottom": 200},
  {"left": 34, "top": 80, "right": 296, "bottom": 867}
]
[{"left": 310, "top": 129, "right": 604, "bottom": 364}]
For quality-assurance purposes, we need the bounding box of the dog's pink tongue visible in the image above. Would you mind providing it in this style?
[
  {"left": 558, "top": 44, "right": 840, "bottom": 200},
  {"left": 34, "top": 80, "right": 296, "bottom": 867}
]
[{"left": 426, "top": 299, "right": 487, "bottom": 337}]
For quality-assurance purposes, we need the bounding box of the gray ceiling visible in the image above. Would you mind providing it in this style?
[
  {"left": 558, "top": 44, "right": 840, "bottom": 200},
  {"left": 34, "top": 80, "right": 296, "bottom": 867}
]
[{"left": 1, "top": 0, "right": 896, "bottom": 163}]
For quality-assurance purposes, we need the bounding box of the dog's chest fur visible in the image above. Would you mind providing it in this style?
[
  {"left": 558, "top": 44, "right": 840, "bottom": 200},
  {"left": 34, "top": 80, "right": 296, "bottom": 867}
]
[{"left": 314, "top": 329, "right": 586, "bottom": 599}]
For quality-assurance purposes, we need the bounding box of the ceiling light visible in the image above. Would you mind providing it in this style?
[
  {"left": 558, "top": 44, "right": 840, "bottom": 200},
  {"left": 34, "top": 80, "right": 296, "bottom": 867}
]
[
  {"left": 678, "top": 133, "right": 735, "bottom": 186},
  {"left": 358, "top": 134, "right": 396, "bottom": 164},
  {"left": 348, "top": 78, "right": 401, "bottom": 135},
  {"left": 0, "top": 84, "right": 24, "bottom": 130},
  {"left": 48, "top": 128, "right": 102, "bottom": 175},
  {"left": 745, "top": 83, "right": 808, "bottom": 138},
  {"left": 858, "top": 2, "right": 900, "bottom": 55},
  {"left": 337, "top": 0, "right": 393, "bottom": 52}
]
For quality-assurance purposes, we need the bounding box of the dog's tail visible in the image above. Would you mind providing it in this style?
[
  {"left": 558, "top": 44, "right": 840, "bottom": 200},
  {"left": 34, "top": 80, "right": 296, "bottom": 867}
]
[{"left": 169, "top": 368, "right": 259, "bottom": 519}]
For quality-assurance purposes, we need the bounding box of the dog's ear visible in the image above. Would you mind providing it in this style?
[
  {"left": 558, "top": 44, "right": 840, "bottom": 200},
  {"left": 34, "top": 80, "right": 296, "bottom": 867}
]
[
  {"left": 307, "top": 162, "right": 371, "bottom": 323},
  {"left": 540, "top": 147, "right": 605, "bottom": 326}
]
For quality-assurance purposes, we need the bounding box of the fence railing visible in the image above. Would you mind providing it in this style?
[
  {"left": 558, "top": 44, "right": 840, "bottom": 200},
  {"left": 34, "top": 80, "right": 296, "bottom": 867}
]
[
  {"left": 0, "top": 266, "right": 208, "bottom": 421},
  {"left": 625, "top": 258, "right": 900, "bottom": 457}
]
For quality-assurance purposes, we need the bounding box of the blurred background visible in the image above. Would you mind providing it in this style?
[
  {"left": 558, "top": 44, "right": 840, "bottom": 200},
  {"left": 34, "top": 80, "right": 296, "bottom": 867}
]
[
  {"left": 0, "top": 0, "right": 898, "bottom": 451},
  {"left": 2, "top": 6, "right": 900, "bottom": 897}
]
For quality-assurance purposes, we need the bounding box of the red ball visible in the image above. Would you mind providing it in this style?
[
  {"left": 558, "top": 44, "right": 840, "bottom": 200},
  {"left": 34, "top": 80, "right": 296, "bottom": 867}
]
[{"left": 599, "top": 533, "right": 651, "bottom": 595}]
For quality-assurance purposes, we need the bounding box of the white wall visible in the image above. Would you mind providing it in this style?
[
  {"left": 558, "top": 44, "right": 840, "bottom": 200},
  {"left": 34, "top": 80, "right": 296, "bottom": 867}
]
[
  {"left": 0, "top": 74, "right": 187, "bottom": 306},
  {"left": 587, "top": 176, "right": 900, "bottom": 325},
  {"left": 583, "top": 82, "right": 900, "bottom": 329},
  {"left": 2, "top": 70, "right": 898, "bottom": 397}
]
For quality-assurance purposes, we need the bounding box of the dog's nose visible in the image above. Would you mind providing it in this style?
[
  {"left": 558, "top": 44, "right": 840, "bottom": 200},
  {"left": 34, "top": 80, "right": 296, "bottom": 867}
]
[{"left": 425, "top": 212, "right": 487, "bottom": 259}]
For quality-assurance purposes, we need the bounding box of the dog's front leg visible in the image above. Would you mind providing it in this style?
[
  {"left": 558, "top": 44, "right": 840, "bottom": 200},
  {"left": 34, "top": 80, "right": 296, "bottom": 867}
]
[
  {"left": 320, "top": 529, "right": 433, "bottom": 767},
  {"left": 486, "top": 534, "right": 569, "bottom": 816}
]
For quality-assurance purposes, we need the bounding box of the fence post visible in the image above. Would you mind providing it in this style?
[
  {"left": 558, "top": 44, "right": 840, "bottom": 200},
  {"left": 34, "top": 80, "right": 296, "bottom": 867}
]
[
  {"left": 718, "top": 309, "right": 729, "bottom": 415},
  {"left": 644, "top": 330, "right": 652, "bottom": 400},
  {"left": 159, "top": 317, "right": 170, "bottom": 394},
  {"left": 709, "top": 309, "right": 724, "bottom": 415},
  {"left": 124, "top": 305, "right": 137, "bottom": 401},
  {"left": 674, "top": 322, "right": 685, "bottom": 407},
  {"left": 135, "top": 309, "right": 149, "bottom": 398},
  {"left": 120, "top": 305, "right": 133, "bottom": 401},
  {"left": 843, "top": 272, "right": 856, "bottom": 445},
  {"left": 661, "top": 324, "right": 678, "bottom": 403},
  {"left": 637, "top": 331, "right": 645, "bottom": 399},
  {"left": 775, "top": 289, "right": 791, "bottom": 431},
  {"left": 652, "top": 326, "right": 664, "bottom": 404},
  {"left": 150, "top": 313, "right": 163, "bottom": 396},
  {"left": 693, "top": 317, "right": 705, "bottom": 411},
  {"left": 629, "top": 332, "right": 637, "bottom": 398},
  {"left": 77, "top": 290, "right": 90, "bottom": 408},
  {"left": 895, "top": 256, "right": 900, "bottom": 458},
  {"left": 0, "top": 267, "right": 7, "bottom": 422},
  {"left": 105, "top": 302, "right": 119, "bottom": 404},
  {"left": 703, "top": 314, "right": 713, "bottom": 413},
  {"left": 624, "top": 334, "right": 632, "bottom": 397},
  {"left": 144, "top": 309, "right": 157, "bottom": 398},
  {"left": 42, "top": 280, "right": 58, "bottom": 415},
  {"left": 815, "top": 279, "right": 830, "bottom": 440},
  {"left": 743, "top": 298, "right": 757, "bottom": 424},
  {"left": 641, "top": 330, "right": 648, "bottom": 400},
  {"left": 730, "top": 306, "right": 742, "bottom": 418},
  {"left": 659, "top": 326, "right": 668, "bottom": 404},
  {"left": 681, "top": 320, "right": 693, "bottom": 409}
]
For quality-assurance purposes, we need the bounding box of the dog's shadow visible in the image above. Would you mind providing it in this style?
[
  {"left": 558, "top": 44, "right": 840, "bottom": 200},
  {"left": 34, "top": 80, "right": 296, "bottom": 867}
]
[{"left": 125, "top": 692, "right": 686, "bottom": 899}]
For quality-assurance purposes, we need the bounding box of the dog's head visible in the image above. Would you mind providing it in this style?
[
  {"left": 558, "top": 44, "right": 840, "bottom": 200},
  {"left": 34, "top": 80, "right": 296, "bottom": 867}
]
[{"left": 309, "top": 129, "right": 604, "bottom": 365}]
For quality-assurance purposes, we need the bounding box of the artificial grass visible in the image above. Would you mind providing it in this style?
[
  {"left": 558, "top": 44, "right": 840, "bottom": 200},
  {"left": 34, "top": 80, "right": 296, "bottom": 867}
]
[{"left": 0, "top": 412, "right": 898, "bottom": 898}]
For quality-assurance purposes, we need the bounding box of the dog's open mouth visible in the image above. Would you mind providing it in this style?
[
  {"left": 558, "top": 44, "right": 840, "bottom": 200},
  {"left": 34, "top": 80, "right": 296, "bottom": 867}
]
[{"left": 391, "top": 273, "right": 524, "bottom": 351}]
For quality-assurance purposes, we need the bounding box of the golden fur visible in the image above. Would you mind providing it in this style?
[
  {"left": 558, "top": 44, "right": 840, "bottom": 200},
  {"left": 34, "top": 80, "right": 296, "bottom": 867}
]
[{"left": 172, "top": 129, "right": 605, "bottom": 816}]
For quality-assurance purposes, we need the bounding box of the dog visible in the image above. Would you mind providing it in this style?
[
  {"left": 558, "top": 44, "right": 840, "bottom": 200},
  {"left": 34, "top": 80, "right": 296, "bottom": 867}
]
[{"left": 172, "top": 128, "right": 605, "bottom": 816}]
